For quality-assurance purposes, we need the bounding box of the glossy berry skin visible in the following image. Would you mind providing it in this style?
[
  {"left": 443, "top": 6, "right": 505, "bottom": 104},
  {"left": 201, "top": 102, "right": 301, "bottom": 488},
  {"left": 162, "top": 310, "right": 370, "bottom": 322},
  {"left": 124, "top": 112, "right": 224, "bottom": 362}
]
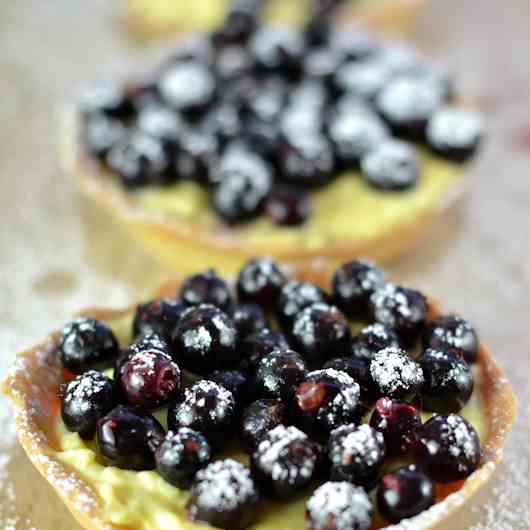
[
  {"left": 293, "top": 369, "right": 361, "bottom": 435},
  {"left": 240, "top": 399, "right": 288, "bottom": 453},
  {"left": 376, "top": 77, "right": 443, "bottom": 139},
  {"left": 213, "top": 0, "right": 263, "bottom": 46},
  {"left": 155, "top": 428, "right": 212, "bottom": 488},
  {"left": 278, "top": 134, "right": 336, "bottom": 187},
  {"left": 158, "top": 62, "right": 215, "bottom": 115},
  {"left": 254, "top": 349, "right": 308, "bottom": 401},
  {"left": 96, "top": 405, "right": 165, "bottom": 471},
  {"left": 121, "top": 332, "right": 171, "bottom": 362},
  {"left": 369, "top": 348, "right": 424, "bottom": 401},
  {"left": 369, "top": 283, "right": 428, "bottom": 346},
  {"left": 265, "top": 187, "right": 311, "bottom": 226},
  {"left": 238, "top": 329, "right": 290, "bottom": 374},
  {"left": 323, "top": 356, "right": 373, "bottom": 401},
  {"left": 78, "top": 80, "right": 132, "bottom": 118},
  {"left": 306, "top": 481, "right": 373, "bottom": 530},
  {"left": 377, "top": 466, "right": 435, "bottom": 524},
  {"left": 83, "top": 114, "right": 126, "bottom": 160},
  {"left": 178, "top": 269, "right": 234, "bottom": 312},
  {"left": 106, "top": 132, "right": 171, "bottom": 188},
  {"left": 276, "top": 281, "right": 329, "bottom": 331},
  {"left": 167, "top": 381, "right": 236, "bottom": 447},
  {"left": 237, "top": 258, "right": 287, "bottom": 308},
  {"left": 118, "top": 349, "right": 181, "bottom": 409},
  {"left": 60, "top": 370, "right": 117, "bottom": 440},
  {"left": 291, "top": 304, "right": 352, "bottom": 367},
  {"left": 250, "top": 425, "right": 323, "bottom": 499},
  {"left": 230, "top": 304, "right": 268, "bottom": 339},
  {"left": 422, "top": 315, "right": 479, "bottom": 364},
  {"left": 187, "top": 459, "right": 259, "bottom": 530},
  {"left": 414, "top": 414, "right": 481, "bottom": 483},
  {"left": 210, "top": 369, "right": 250, "bottom": 411},
  {"left": 174, "top": 131, "right": 219, "bottom": 184},
  {"left": 59, "top": 317, "right": 119, "bottom": 374},
  {"left": 369, "top": 397, "right": 422, "bottom": 455},
  {"left": 332, "top": 260, "right": 385, "bottom": 318},
  {"left": 171, "top": 304, "right": 239, "bottom": 375},
  {"left": 328, "top": 424, "right": 386, "bottom": 489},
  {"left": 360, "top": 139, "right": 419, "bottom": 192},
  {"left": 418, "top": 349, "right": 474, "bottom": 413},
  {"left": 132, "top": 298, "right": 187, "bottom": 341},
  {"left": 426, "top": 107, "right": 483, "bottom": 162},
  {"left": 136, "top": 104, "right": 184, "bottom": 149},
  {"left": 201, "top": 103, "right": 243, "bottom": 148},
  {"left": 351, "top": 323, "right": 400, "bottom": 360}
]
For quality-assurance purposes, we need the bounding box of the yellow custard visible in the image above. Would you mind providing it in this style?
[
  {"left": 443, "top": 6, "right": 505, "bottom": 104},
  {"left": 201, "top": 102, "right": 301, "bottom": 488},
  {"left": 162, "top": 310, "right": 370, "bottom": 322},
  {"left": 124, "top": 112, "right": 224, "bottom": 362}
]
[
  {"left": 135, "top": 153, "right": 463, "bottom": 254},
  {"left": 50, "top": 311, "right": 485, "bottom": 530}
]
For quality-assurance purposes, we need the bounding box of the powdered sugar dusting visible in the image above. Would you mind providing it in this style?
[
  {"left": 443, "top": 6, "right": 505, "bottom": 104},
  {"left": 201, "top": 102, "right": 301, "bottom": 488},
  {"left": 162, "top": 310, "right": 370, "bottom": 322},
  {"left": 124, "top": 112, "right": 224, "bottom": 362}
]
[{"left": 330, "top": 424, "right": 385, "bottom": 468}]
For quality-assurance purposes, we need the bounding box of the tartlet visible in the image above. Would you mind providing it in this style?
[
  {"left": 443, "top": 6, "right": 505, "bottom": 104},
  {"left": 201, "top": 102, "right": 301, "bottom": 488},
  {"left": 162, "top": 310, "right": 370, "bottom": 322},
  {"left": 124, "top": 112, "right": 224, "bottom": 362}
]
[
  {"left": 62, "top": 5, "right": 483, "bottom": 275},
  {"left": 3, "top": 259, "right": 516, "bottom": 530},
  {"left": 123, "top": 0, "right": 426, "bottom": 39}
]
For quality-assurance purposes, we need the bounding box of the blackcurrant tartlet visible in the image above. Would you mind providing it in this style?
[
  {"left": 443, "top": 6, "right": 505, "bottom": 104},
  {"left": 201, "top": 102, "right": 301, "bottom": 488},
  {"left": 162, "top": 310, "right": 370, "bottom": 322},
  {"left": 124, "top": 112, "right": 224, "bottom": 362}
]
[
  {"left": 62, "top": 0, "right": 483, "bottom": 275},
  {"left": 3, "top": 259, "right": 516, "bottom": 530}
]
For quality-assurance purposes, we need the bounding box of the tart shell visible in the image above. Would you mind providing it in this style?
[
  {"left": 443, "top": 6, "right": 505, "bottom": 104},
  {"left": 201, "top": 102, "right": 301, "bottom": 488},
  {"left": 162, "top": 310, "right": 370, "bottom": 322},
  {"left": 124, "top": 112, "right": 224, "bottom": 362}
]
[
  {"left": 123, "top": 0, "right": 426, "bottom": 40},
  {"left": 2, "top": 265, "right": 517, "bottom": 530},
  {"left": 59, "top": 108, "right": 467, "bottom": 276}
]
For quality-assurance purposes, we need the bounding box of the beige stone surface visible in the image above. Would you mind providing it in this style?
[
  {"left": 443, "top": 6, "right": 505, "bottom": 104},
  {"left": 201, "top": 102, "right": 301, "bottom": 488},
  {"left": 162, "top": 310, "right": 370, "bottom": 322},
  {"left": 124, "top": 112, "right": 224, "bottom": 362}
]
[{"left": 0, "top": 0, "right": 529, "bottom": 528}]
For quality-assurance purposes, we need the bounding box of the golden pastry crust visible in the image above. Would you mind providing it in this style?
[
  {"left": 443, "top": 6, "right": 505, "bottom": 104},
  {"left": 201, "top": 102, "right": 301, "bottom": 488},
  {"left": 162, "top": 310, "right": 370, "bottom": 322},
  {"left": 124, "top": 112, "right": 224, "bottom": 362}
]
[
  {"left": 59, "top": 107, "right": 467, "bottom": 275},
  {"left": 2, "top": 266, "right": 517, "bottom": 530},
  {"left": 123, "top": 0, "right": 426, "bottom": 40}
]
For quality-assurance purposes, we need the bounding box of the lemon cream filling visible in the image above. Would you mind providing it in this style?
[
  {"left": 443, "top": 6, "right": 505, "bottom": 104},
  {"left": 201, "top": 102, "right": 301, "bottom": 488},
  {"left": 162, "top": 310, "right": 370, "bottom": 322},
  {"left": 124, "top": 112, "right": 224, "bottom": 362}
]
[
  {"left": 50, "top": 312, "right": 484, "bottom": 530},
  {"left": 134, "top": 153, "right": 462, "bottom": 253}
]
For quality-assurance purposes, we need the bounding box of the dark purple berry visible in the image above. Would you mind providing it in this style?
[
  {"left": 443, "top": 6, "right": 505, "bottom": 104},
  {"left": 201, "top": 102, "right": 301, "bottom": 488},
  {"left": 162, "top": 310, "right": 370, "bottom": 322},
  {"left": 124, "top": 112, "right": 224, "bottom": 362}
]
[
  {"left": 237, "top": 258, "right": 287, "bottom": 308},
  {"left": 133, "top": 298, "right": 187, "bottom": 341},
  {"left": 250, "top": 425, "right": 323, "bottom": 499},
  {"left": 122, "top": 332, "right": 171, "bottom": 360},
  {"left": 351, "top": 323, "right": 400, "bottom": 360},
  {"left": 178, "top": 269, "right": 233, "bottom": 312},
  {"left": 369, "top": 283, "right": 428, "bottom": 345},
  {"left": 306, "top": 482, "right": 373, "bottom": 530},
  {"left": 106, "top": 132, "right": 171, "bottom": 188},
  {"left": 230, "top": 303, "right": 268, "bottom": 339},
  {"left": 254, "top": 349, "right": 307, "bottom": 401},
  {"left": 96, "top": 405, "right": 165, "bottom": 470},
  {"left": 376, "top": 76, "right": 443, "bottom": 139},
  {"left": 418, "top": 349, "right": 474, "bottom": 413},
  {"left": 323, "top": 356, "right": 373, "bottom": 401},
  {"left": 201, "top": 103, "right": 243, "bottom": 148},
  {"left": 187, "top": 459, "right": 259, "bottom": 530},
  {"left": 426, "top": 107, "right": 483, "bottom": 162},
  {"left": 175, "top": 131, "right": 219, "bottom": 184},
  {"left": 333, "top": 59, "right": 390, "bottom": 100},
  {"left": 332, "top": 260, "right": 385, "bottom": 318},
  {"left": 136, "top": 104, "right": 184, "bottom": 148},
  {"left": 118, "top": 349, "right": 181, "bottom": 409},
  {"left": 369, "top": 397, "right": 421, "bottom": 455},
  {"left": 210, "top": 369, "right": 250, "bottom": 409},
  {"left": 244, "top": 118, "right": 281, "bottom": 162},
  {"left": 239, "top": 328, "right": 290, "bottom": 374},
  {"left": 278, "top": 133, "right": 335, "bottom": 187},
  {"left": 213, "top": 0, "right": 263, "bottom": 46},
  {"left": 243, "top": 77, "right": 288, "bottom": 122},
  {"left": 158, "top": 62, "right": 215, "bottom": 115},
  {"left": 240, "top": 399, "right": 288, "bottom": 453},
  {"left": 280, "top": 105, "right": 323, "bottom": 138},
  {"left": 155, "top": 428, "right": 212, "bottom": 488},
  {"left": 83, "top": 114, "right": 127, "bottom": 159},
  {"left": 328, "top": 423, "right": 386, "bottom": 488},
  {"left": 414, "top": 414, "right": 481, "bottom": 483},
  {"left": 250, "top": 25, "right": 305, "bottom": 77},
  {"left": 215, "top": 45, "right": 254, "bottom": 81},
  {"left": 167, "top": 381, "right": 236, "bottom": 446},
  {"left": 422, "top": 315, "right": 479, "bottom": 364},
  {"left": 265, "top": 187, "right": 311, "bottom": 226},
  {"left": 360, "top": 139, "right": 419, "bottom": 192},
  {"left": 60, "top": 370, "right": 117, "bottom": 440},
  {"left": 369, "top": 348, "right": 424, "bottom": 400},
  {"left": 172, "top": 304, "right": 239, "bottom": 375},
  {"left": 59, "top": 317, "right": 119, "bottom": 373},
  {"left": 277, "top": 281, "right": 329, "bottom": 331},
  {"left": 377, "top": 465, "right": 435, "bottom": 523},
  {"left": 78, "top": 80, "right": 132, "bottom": 118},
  {"left": 291, "top": 304, "right": 351, "bottom": 366},
  {"left": 329, "top": 30, "right": 380, "bottom": 62},
  {"left": 293, "top": 369, "right": 361, "bottom": 435},
  {"left": 328, "top": 111, "right": 389, "bottom": 169},
  {"left": 303, "top": 47, "right": 344, "bottom": 84}
]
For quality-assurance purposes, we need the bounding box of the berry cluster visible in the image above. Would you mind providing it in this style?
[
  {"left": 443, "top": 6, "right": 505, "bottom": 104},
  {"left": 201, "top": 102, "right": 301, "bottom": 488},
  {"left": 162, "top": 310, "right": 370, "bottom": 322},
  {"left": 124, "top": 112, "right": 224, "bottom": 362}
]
[
  {"left": 79, "top": 0, "right": 483, "bottom": 227},
  {"left": 58, "top": 256, "right": 481, "bottom": 529}
]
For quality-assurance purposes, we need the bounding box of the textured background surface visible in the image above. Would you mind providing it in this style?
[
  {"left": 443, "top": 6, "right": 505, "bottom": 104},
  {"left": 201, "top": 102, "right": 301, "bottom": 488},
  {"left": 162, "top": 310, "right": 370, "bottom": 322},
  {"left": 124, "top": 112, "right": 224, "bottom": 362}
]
[{"left": 0, "top": 1, "right": 529, "bottom": 528}]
